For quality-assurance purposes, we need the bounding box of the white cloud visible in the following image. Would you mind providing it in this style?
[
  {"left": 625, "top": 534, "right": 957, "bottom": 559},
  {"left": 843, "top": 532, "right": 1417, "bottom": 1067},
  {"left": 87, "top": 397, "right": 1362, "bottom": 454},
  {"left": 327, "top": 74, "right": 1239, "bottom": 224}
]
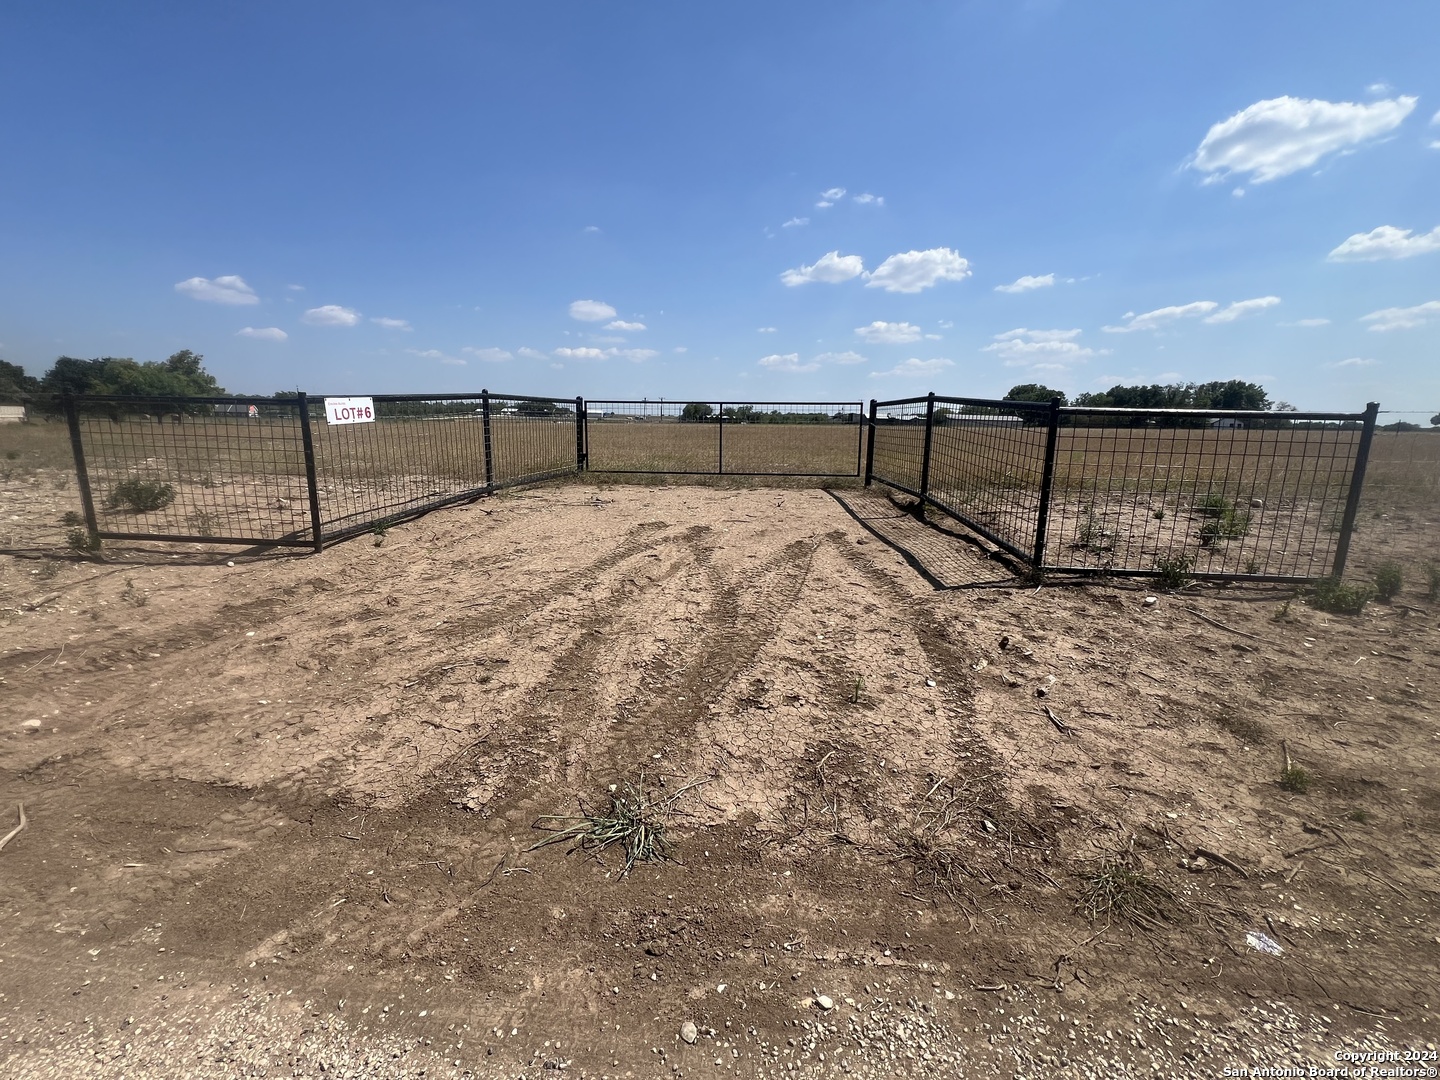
[
  {"left": 852, "top": 192, "right": 884, "bottom": 206},
  {"left": 1431, "top": 109, "right": 1439, "bottom": 125},
  {"left": 303, "top": 305, "right": 362, "bottom": 327},
  {"left": 553, "top": 346, "right": 609, "bottom": 361},
  {"left": 758, "top": 353, "right": 820, "bottom": 374},
  {"left": 780, "top": 250, "right": 865, "bottom": 286},
  {"left": 569, "top": 299, "right": 617, "bottom": 322},
  {"left": 983, "top": 328, "right": 1099, "bottom": 367},
  {"left": 1232, "top": 188, "right": 1246, "bottom": 198},
  {"left": 1103, "top": 301, "right": 1218, "bottom": 333},
  {"left": 286, "top": 284, "right": 305, "bottom": 292},
  {"left": 673, "top": 346, "right": 688, "bottom": 354},
  {"left": 1281, "top": 318, "right": 1330, "bottom": 327},
  {"left": 175, "top": 275, "right": 259, "bottom": 305},
  {"left": 855, "top": 320, "right": 924, "bottom": 344},
  {"left": 1326, "top": 357, "right": 1379, "bottom": 368},
  {"left": 583, "top": 225, "right": 601, "bottom": 233},
  {"left": 1328, "top": 224, "right": 1440, "bottom": 261},
  {"left": 462, "top": 347, "right": 512, "bottom": 362},
  {"left": 606, "top": 319, "right": 647, "bottom": 331},
  {"left": 407, "top": 348, "right": 465, "bottom": 366},
  {"left": 757, "top": 326, "right": 778, "bottom": 333},
  {"left": 236, "top": 326, "right": 287, "bottom": 341},
  {"left": 1367, "top": 82, "right": 1394, "bottom": 96},
  {"left": 590, "top": 335, "right": 628, "bottom": 344},
  {"left": 864, "top": 248, "right": 971, "bottom": 293},
  {"left": 1360, "top": 300, "right": 1440, "bottom": 332},
  {"left": 995, "top": 273, "right": 1055, "bottom": 294},
  {"left": 370, "top": 316, "right": 412, "bottom": 330},
  {"left": 613, "top": 348, "right": 658, "bottom": 363},
  {"left": 517, "top": 347, "right": 548, "bottom": 360},
  {"left": 1189, "top": 95, "right": 1417, "bottom": 183},
  {"left": 814, "top": 350, "right": 867, "bottom": 365},
  {"left": 870, "top": 358, "right": 955, "bottom": 378},
  {"left": 937, "top": 319, "right": 954, "bottom": 329},
  {"left": 815, "top": 201, "right": 834, "bottom": 209},
  {"left": 820, "top": 187, "right": 846, "bottom": 200},
  {"left": 782, "top": 217, "right": 809, "bottom": 228},
  {"left": 1203, "top": 296, "right": 1282, "bottom": 323}
]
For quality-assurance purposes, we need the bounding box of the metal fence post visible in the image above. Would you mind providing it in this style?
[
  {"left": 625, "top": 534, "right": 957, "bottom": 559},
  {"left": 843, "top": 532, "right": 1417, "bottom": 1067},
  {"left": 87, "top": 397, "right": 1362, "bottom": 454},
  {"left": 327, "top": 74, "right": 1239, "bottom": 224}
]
[
  {"left": 717, "top": 402, "right": 724, "bottom": 475},
  {"left": 62, "top": 393, "right": 101, "bottom": 547},
  {"left": 576, "top": 396, "right": 586, "bottom": 471},
  {"left": 480, "top": 389, "right": 495, "bottom": 491},
  {"left": 1031, "top": 397, "right": 1063, "bottom": 568},
  {"left": 917, "top": 392, "right": 936, "bottom": 515},
  {"left": 296, "top": 392, "right": 324, "bottom": 552},
  {"left": 864, "top": 399, "right": 878, "bottom": 485},
  {"left": 1331, "top": 401, "right": 1380, "bottom": 580}
]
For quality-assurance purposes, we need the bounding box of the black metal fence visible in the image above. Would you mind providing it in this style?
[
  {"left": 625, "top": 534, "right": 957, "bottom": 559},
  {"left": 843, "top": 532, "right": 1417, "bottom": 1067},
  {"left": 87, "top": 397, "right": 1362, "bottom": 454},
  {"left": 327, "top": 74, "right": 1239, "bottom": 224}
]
[
  {"left": 584, "top": 400, "right": 864, "bottom": 477},
  {"left": 62, "top": 390, "right": 582, "bottom": 550},
  {"left": 866, "top": 393, "right": 1379, "bottom": 583}
]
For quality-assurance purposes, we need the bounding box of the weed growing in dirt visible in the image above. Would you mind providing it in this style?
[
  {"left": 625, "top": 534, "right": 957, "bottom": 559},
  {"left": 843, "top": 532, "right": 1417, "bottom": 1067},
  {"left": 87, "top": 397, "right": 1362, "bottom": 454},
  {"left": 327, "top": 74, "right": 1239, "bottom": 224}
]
[
  {"left": 1271, "top": 600, "right": 1292, "bottom": 622},
  {"left": 1279, "top": 765, "right": 1312, "bottom": 794},
  {"left": 1153, "top": 551, "right": 1193, "bottom": 591},
  {"left": 120, "top": 579, "right": 148, "bottom": 607},
  {"left": 529, "top": 776, "right": 708, "bottom": 878},
  {"left": 372, "top": 523, "right": 388, "bottom": 547},
  {"left": 105, "top": 477, "right": 176, "bottom": 513},
  {"left": 850, "top": 677, "right": 866, "bottom": 704},
  {"left": 4, "top": 450, "right": 18, "bottom": 461},
  {"left": 1243, "top": 556, "right": 1262, "bottom": 576},
  {"left": 1215, "top": 712, "right": 1265, "bottom": 744},
  {"left": 1309, "top": 578, "right": 1373, "bottom": 616},
  {"left": 65, "top": 527, "right": 100, "bottom": 554},
  {"left": 1428, "top": 562, "right": 1440, "bottom": 601},
  {"left": 1075, "top": 503, "right": 1112, "bottom": 552},
  {"left": 1077, "top": 847, "right": 1172, "bottom": 931},
  {"left": 1373, "top": 561, "right": 1403, "bottom": 601},
  {"left": 1346, "top": 808, "right": 1373, "bottom": 824},
  {"left": 1195, "top": 493, "right": 1234, "bottom": 518},
  {"left": 896, "top": 831, "right": 976, "bottom": 905},
  {"left": 35, "top": 559, "right": 61, "bottom": 580},
  {"left": 61, "top": 511, "right": 83, "bottom": 527},
  {"left": 1152, "top": 507, "right": 1166, "bottom": 521},
  {"left": 188, "top": 510, "right": 220, "bottom": 538}
]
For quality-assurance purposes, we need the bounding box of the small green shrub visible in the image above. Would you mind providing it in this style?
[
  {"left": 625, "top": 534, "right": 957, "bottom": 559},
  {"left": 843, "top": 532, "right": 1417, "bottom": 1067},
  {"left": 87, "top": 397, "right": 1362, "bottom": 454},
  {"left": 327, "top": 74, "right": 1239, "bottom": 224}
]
[
  {"left": 1373, "top": 561, "right": 1402, "bottom": 601},
  {"left": 65, "top": 527, "right": 100, "bottom": 553},
  {"left": 1154, "top": 551, "right": 1194, "bottom": 590},
  {"left": 1195, "top": 493, "right": 1234, "bottom": 518},
  {"left": 1243, "top": 556, "right": 1262, "bottom": 576},
  {"left": 188, "top": 510, "right": 220, "bottom": 538},
  {"left": 105, "top": 477, "right": 176, "bottom": 513},
  {"left": 1345, "top": 808, "right": 1373, "bottom": 824},
  {"left": 61, "top": 510, "right": 83, "bottom": 527},
  {"left": 4, "top": 450, "right": 19, "bottom": 461},
  {"left": 1279, "top": 765, "right": 1312, "bottom": 794},
  {"left": 1152, "top": 507, "right": 1166, "bottom": 521},
  {"left": 1310, "top": 577, "right": 1373, "bottom": 616}
]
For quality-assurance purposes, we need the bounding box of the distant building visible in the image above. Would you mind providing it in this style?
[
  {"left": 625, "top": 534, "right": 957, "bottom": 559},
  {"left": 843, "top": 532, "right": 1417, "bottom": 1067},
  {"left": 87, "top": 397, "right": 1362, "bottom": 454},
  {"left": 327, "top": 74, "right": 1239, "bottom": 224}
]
[
  {"left": 0, "top": 405, "right": 26, "bottom": 423},
  {"left": 1209, "top": 417, "right": 1246, "bottom": 430}
]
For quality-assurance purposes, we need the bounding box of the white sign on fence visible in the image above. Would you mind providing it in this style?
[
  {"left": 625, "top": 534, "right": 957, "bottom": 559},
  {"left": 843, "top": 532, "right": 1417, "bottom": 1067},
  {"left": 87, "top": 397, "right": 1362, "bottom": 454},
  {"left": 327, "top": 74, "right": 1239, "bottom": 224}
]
[{"left": 325, "top": 397, "right": 376, "bottom": 425}]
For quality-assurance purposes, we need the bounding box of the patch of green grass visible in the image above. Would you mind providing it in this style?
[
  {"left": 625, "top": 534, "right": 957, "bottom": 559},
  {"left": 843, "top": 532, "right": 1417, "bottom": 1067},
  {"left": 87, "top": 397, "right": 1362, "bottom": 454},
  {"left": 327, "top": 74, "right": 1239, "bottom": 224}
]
[
  {"left": 120, "top": 578, "right": 148, "bottom": 607},
  {"left": 528, "top": 776, "right": 708, "bottom": 878},
  {"left": 1279, "top": 765, "right": 1312, "bottom": 794},
  {"left": 1153, "top": 551, "right": 1193, "bottom": 591},
  {"left": 188, "top": 510, "right": 220, "bottom": 538},
  {"left": 1243, "top": 556, "right": 1262, "bottom": 576},
  {"left": 61, "top": 510, "right": 83, "bottom": 527},
  {"left": 1345, "top": 808, "right": 1373, "bottom": 825},
  {"left": 1195, "top": 492, "right": 1234, "bottom": 518},
  {"left": 1152, "top": 507, "right": 1166, "bottom": 521},
  {"left": 1271, "top": 600, "right": 1292, "bottom": 623},
  {"left": 65, "top": 527, "right": 100, "bottom": 554},
  {"left": 1078, "top": 851, "right": 1172, "bottom": 930},
  {"left": 1373, "top": 560, "right": 1402, "bottom": 602},
  {"left": 1309, "top": 578, "right": 1373, "bottom": 616},
  {"left": 105, "top": 476, "right": 176, "bottom": 513}
]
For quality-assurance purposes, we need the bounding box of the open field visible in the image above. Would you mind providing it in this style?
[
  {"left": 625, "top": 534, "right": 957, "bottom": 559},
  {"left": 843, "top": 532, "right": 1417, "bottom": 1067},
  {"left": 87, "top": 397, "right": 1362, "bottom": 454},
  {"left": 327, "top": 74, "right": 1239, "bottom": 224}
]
[
  {"left": 585, "top": 418, "right": 864, "bottom": 477},
  {"left": 1, "top": 467, "right": 1438, "bottom": 1077}
]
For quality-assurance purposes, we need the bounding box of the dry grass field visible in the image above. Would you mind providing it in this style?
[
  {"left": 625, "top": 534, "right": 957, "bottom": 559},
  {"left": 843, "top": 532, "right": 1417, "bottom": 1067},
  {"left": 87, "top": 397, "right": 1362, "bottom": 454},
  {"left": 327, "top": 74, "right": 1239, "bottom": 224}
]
[{"left": 1, "top": 418, "right": 1438, "bottom": 1076}]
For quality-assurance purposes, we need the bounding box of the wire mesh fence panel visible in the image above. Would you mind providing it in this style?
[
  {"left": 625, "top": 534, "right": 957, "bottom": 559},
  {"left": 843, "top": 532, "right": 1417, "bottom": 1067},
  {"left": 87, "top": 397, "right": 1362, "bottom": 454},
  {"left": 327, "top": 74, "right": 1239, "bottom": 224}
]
[
  {"left": 923, "top": 399, "right": 1051, "bottom": 561},
  {"left": 585, "top": 401, "right": 863, "bottom": 476},
  {"left": 310, "top": 392, "right": 579, "bottom": 540},
  {"left": 1362, "top": 429, "right": 1440, "bottom": 515},
  {"left": 1044, "top": 411, "right": 1370, "bottom": 580},
  {"left": 66, "top": 395, "right": 313, "bottom": 545},
  {"left": 867, "top": 398, "right": 929, "bottom": 494}
]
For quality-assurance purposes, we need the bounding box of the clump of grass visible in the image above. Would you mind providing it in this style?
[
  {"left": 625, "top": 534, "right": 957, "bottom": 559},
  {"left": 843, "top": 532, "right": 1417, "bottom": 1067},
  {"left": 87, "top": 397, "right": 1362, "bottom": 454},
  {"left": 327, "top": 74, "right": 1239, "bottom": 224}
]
[
  {"left": 1279, "top": 765, "right": 1312, "bottom": 794},
  {"left": 65, "top": 527, "right": 100, "bottom": 553},
  {"left": 35, "top": 559, "right": 62, "bottom": 580},
  {"left": 528, "top": 775, "right": 708, "bottom": 878},
  {"left": 1153, "top": 551, "right": 1193, "bottom": 590},
  {"left": 105, "top": 476, "right": 175, "bottom": 513},
  {"left": 120, "top": 578, "right": 148, "bottom": 607},
  {"left": 1152, "top": 507, "right": 1166, "bottom": 521},
  {"left": 371, "top": 523, "right": 388, "bottom": 547},
  {"left": 850, "top": 676, "right": 866, "bottom": 704},
  {"left": 1077, "top": 846, "right": 1172, "bottom": 930},
  {"left": 1243, "top": 556, "right": 1262, "bottom": 576},
  {"left": 896, "top": 831, "right": 975, "bottom": 904},
  {"left": 1310, "top": 577, "right": 1373, "bottom": 616},
  {"left": 61, "top": 510, "right": 83, "bottom": 527},
  {"left": 1195, "top": 492, "right": 1234, "bottom": 518},
  {"left": 1271, "top": 600, "right": 1292, "bottom": 622},
  {"left": 1373, "top": 560, "right": 1402, "bottom": 601},
  {"left": 4, "top": 450, "right": 18, "bottom": 461},
  {"left": 1345, "top": 808, "right": 1373, "bottom": 825},
  {"left": 1215, "top": 712, "right": 1266, "bottom": 744},
  {"left": 188, "top": 510, "right": 220, "bottom": 538},
  {"left": 1428, "top": 562, "right": 1440, "bottom": 602},
  {"left": 1074, "top": 503, "right": 1112, "bottom": 552}
]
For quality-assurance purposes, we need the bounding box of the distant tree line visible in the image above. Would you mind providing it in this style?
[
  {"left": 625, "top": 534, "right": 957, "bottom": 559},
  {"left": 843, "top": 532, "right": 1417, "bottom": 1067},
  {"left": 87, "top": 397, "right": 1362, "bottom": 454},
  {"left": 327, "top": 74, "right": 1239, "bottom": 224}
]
[{"left": 679, "top": 403, "right": 858, "bottom": 424}]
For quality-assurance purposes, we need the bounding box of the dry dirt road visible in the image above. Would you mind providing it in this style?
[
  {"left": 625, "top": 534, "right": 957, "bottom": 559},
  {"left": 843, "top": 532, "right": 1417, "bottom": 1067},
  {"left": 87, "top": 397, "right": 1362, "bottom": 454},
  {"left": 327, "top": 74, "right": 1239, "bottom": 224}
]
[{"left": 1, "top": 480, "right": 1437, "bottom": 1077}]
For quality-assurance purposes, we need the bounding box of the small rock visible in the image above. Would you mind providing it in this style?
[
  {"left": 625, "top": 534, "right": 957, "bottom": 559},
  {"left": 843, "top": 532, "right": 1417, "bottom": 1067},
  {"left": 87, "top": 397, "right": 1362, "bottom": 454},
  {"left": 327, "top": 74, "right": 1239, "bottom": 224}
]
[
  {"left": 226, "top": 561, "right": 235, "bottom": 567},
  {"left": 1143, "top": 596, "right": 1157, "bottom": 607},
  {"left": 1250, "top": 498, "right": 1264, "bottom": 509},
  {"left": 925, "top": 679, "right": 936, "bottom": 688},
  {"left": 275, "top": 498, "right": 291, "bottom": 510},
  {"left": 21, "top": 719, "right": 42, "bottom": 731},
  {"left": 816, "top": 995, "right": 834, "bottom": 1011},
  {"left": 680, "top": 1022, "right": 698, "bottom": 1044},
  {"left": 982, "top": 819, "right": 998, "bottom": 834}
]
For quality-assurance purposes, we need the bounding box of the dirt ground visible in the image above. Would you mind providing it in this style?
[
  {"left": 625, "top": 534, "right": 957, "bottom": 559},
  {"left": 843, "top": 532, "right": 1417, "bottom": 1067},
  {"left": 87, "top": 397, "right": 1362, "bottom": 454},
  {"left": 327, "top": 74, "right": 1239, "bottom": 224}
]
[{"left": 1, "top": 469, "right": 1437, "bottom": 1078}]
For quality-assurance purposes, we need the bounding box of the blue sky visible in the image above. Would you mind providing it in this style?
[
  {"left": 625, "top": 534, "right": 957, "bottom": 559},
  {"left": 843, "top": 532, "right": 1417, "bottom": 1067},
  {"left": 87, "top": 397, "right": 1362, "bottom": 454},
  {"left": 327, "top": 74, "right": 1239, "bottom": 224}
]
[{"left": 1, "top": 2, "right": 1437, "bottom": 413}]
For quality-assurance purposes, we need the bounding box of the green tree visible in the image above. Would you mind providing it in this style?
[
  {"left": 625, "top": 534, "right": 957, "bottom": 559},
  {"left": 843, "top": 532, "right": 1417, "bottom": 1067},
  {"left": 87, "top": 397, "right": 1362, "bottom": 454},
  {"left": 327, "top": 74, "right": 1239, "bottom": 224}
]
[
  {"left": 680, "top": 402, "right": 714, "bottom": 423},
  {"left": 1004, "top": 383, "right": 1067, "bottom": 406},
  {"left": 0, "top": 360, "right": 40, "bottom": 403},
  {"left": 1191, "top": 379, "right": 1270, "bottom": 411},
  {"left": 1431, "top": 413, "right": 1440, "bottom": 427}
]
